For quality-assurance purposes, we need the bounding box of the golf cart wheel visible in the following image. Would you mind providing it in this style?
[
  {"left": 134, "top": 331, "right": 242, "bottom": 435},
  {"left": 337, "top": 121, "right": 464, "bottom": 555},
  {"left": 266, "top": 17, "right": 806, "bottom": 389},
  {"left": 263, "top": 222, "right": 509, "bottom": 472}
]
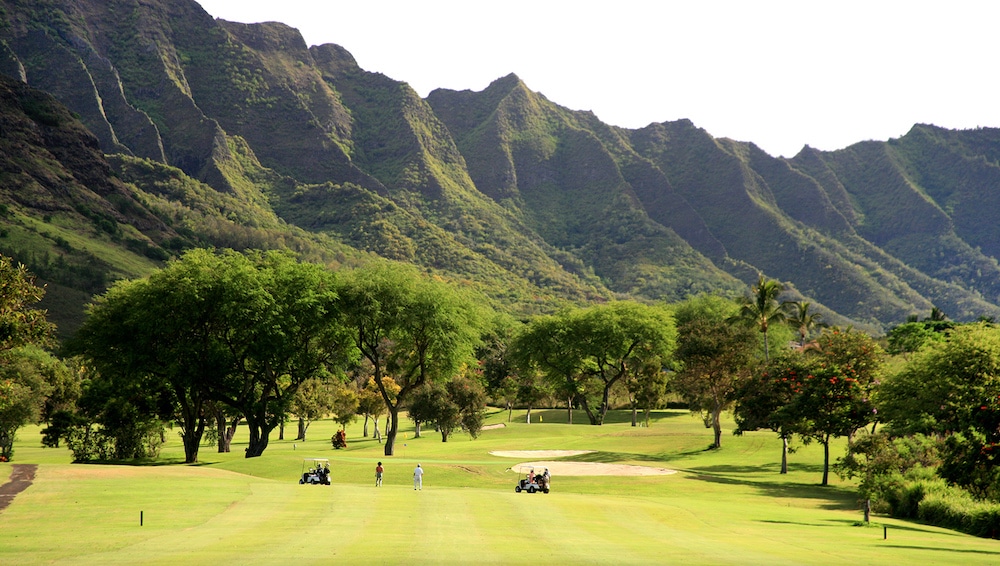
[
  {"left": 515, "top": 486, "right": 521, "bottom": 493},
  {"left": 299, "top": 479, "right": 304, "bottom": 484},
  {"left": 527, "top": 486, "right": 536, "bottom": 494},
  {"left": 543, "top": 488, "right": 549, "bottom": 494}
]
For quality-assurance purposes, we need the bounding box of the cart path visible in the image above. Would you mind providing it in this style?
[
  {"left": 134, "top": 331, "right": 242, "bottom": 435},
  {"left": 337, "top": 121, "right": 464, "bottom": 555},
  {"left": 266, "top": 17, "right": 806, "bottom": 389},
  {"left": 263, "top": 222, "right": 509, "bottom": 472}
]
[{"left": 0, "top": 464, "right": 37, "bottom": 513}]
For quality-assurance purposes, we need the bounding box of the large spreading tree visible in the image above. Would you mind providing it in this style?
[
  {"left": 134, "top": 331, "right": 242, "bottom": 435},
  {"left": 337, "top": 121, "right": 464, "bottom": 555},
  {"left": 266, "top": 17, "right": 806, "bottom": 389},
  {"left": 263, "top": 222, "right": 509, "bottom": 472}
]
[
  {"left": 573, "top": 302, "right": 677, "bottom": 425},
  {"left": 74, "top": 249, "right": 243, "bottom": 463},
  {"left": 75, "top": 249, "right": 356, "bottom": 461},
  {"left": 512, "top": 302, "right": 676, "bottom": 425},
  {"left": 339, "top": 262, "right": 485, "bottom": 456}
]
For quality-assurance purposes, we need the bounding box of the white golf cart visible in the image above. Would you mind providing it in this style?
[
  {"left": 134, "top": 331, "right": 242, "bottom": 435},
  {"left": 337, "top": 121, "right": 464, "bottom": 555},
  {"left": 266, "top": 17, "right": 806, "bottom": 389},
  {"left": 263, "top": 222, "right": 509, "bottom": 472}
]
[{"left": 299, "top": 458, "right": 331, "bottom": 485}]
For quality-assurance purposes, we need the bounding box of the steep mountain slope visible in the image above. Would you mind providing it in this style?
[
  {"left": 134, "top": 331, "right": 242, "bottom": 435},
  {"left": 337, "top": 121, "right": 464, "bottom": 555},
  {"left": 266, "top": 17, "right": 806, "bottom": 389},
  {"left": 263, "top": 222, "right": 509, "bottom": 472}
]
[
  {"left": 0, "top": 70, "right": 353, "bottom": 336},
  {"left": 427, "top": 75, "right": 743, "bottom": 302},
  {"left": 3, "top": 0, "right": 1000, "bottom": 333}
]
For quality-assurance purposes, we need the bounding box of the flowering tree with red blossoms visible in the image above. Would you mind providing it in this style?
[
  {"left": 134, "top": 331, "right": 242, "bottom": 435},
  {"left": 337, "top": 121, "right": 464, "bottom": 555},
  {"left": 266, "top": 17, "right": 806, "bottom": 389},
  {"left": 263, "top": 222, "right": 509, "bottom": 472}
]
[{"left": 735, "top": 329, "right": 884, "bottom": 484}]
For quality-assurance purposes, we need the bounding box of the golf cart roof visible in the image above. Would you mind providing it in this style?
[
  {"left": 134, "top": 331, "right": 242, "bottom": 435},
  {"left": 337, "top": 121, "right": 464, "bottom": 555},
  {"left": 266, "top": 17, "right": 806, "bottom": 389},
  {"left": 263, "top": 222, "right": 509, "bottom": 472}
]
[{"left": 303, "top": 458, "right": 329, "bottom": 463}]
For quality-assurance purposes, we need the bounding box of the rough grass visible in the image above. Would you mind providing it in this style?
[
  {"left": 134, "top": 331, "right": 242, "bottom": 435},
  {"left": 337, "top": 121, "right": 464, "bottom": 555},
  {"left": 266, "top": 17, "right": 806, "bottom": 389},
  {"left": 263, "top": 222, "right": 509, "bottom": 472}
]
[{"left": 2, "top": 409, "right": 1000, "bottom": 564}]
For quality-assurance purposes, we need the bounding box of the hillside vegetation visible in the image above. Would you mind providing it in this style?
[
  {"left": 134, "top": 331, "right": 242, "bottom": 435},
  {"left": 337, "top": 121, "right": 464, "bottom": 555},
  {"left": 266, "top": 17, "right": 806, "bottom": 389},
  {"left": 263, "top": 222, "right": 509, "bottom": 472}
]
[{"left": 2, "top": 0, "right": 1000, "bottom": 332}]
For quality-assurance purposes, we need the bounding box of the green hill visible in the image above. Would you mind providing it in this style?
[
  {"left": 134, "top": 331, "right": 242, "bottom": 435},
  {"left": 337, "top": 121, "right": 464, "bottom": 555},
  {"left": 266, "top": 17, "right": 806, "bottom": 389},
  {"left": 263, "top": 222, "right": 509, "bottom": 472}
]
[{"left": 3, "top": 0, "right": 1000, "bottom": 332}]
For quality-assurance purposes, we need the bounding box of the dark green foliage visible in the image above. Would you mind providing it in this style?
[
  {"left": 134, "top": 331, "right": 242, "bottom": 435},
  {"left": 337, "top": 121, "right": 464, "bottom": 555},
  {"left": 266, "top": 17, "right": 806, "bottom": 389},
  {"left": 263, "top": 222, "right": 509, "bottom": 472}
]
[
  {"left": 672, "top": 298, "right": 757, "bottom": 448},
  {"left": 880, "top": 324, "right": 1000, "bottom": 499}
]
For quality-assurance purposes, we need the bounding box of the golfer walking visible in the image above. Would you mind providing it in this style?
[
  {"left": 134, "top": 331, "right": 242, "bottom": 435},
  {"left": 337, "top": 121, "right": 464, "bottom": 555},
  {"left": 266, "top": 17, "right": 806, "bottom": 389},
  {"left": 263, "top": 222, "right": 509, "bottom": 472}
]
[
  {"left": 413, "top": 463, "right": 423, "bottom": 490},
  {"left": 375, "top": 462, "right": 383, "bottom": 486}
]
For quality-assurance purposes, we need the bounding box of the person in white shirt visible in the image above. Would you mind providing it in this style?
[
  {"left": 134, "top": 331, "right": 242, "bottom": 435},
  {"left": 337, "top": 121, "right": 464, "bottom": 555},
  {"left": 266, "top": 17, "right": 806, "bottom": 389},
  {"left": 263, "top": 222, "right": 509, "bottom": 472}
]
[{"left": 413, "top": 463, "right": 423, "bottom": 490}]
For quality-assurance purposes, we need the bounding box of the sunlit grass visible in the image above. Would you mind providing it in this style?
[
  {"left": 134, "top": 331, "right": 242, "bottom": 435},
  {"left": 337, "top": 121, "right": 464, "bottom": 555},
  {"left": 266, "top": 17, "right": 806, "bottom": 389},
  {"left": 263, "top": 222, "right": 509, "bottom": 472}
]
[{"left": 2, "top": 409, "right": 999, "bottom": 564}]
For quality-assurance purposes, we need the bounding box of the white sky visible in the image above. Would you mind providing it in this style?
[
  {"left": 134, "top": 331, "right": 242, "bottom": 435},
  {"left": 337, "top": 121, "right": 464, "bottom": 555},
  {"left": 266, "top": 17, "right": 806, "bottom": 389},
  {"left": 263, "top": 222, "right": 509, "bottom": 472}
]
[{"left": 194, "top": 0, "right": 1000, "bottom": 158}]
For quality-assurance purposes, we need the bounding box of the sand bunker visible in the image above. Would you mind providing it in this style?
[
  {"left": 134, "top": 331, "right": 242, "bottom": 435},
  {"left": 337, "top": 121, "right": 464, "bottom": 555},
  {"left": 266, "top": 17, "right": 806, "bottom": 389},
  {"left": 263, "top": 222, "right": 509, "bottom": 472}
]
[
  {"left": 490, "top": 450, "right": 675, "bottom": 476},
  {"left": 490, "top": 450, "right": 595, "bottom": 458},
  {"left": 509, "top": 461, "right": 676, "bottom": 476}
]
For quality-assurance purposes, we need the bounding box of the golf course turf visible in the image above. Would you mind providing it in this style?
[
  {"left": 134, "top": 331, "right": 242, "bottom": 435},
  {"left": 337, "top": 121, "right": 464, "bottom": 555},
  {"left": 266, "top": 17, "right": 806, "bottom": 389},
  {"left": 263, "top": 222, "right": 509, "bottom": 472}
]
[{"left": 2, "top": 408, "right": 999, "bottom": 564}]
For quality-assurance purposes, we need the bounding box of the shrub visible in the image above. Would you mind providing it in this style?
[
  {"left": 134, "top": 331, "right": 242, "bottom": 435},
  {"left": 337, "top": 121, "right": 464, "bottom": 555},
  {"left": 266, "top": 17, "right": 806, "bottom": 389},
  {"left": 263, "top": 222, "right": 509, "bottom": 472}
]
[{"left": 885, "top": 474, "right": 1000, "bottom": 538}]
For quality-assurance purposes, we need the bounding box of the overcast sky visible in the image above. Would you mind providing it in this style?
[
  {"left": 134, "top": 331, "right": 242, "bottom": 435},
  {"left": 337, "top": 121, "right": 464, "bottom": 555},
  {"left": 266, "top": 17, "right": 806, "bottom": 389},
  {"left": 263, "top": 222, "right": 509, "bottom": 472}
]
[{"left": 194, "top": 1, "right": 999, "bottom": 158}]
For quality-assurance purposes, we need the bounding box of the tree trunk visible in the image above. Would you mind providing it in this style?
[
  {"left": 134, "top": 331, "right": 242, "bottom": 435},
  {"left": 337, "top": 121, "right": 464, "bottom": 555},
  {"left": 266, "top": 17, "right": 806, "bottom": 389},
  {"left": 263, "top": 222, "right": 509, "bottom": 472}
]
[
  {"left": 507, "top": 402, "right": 513, "bottom": 422},
  {"left": 414, "top": 420, "right": 422, "bottom": 438},
  {"left": 821, "top": 435, "right": 830, "bottom": 486},
  {"left": 180, "top": 421, "right": 204, "bottom": 464},
  {"left": 363, "top": 414, "right": 369, "bottom": 437},
  {"left": 763, "top": 328, "right": 770, "bottom": 362},
  {"left": 296, "top": 417, "right": 306, "bottom": 441},
  {"left": 567, "top": 396, "right": 573, "bottom": 424},
  {"left": 384, "top": 408, "right": 399, "bottom": 456},
  {"left": 278, "top": 420, "right": 284, "bottom": 440},
  {"left": 780, "top": 434, "right": 789, "bottom": 474},
  {"left": 176, "top": 392, "right": 205, "bottom": 463},
  {"left": 244, "top": 412, "right": 272, "bottom": 458},
  {"left": 579, "top": 396, "right": 599, "bottom": 425},
  {"left": 222, "top": 416, "right": 239, "bottom": 453},
  {"left": 526, "top": 406, "right": 532, "bottom": 424},
  {"left": 631, "top": 402, "right": 638, "bottom": 427},
  {"left": 216, "top": 411, "right": 228, "bottom": 453},
  {"left": 441, "top": 429, "right": 449, "bottom": 442},
  {"left": 711, "top": 406, "right": 722, "bottom": 449},
  {"left": 644, "top": 408, "right": 651, "bottom": 428}
]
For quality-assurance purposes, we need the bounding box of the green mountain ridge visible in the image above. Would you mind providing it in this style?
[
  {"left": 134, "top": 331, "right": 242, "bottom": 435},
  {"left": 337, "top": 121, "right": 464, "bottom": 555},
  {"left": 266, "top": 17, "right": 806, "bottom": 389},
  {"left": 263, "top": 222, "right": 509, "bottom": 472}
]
[{"left": 2, "top": 0, "right": 1000, "bottom": 334}]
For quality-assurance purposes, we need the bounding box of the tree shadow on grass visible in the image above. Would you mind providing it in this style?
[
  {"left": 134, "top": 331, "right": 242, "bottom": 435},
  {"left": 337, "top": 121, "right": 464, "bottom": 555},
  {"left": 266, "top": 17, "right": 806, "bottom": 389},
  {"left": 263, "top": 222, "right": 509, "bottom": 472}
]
[
  {"left": 883, "top": 545, "right": 1000, "bottom": 556},
  {"left": 691, "top": 463, "right": 825, "bottom": 474},
  {"left": 684, "top": 466, "right": 856, "bottom": 510},
  {"left": 824, "top": 518, "right": 966, "bottom": 537},
  {"left": 563, "top": 450, "right": 670, "bottom": 464}
]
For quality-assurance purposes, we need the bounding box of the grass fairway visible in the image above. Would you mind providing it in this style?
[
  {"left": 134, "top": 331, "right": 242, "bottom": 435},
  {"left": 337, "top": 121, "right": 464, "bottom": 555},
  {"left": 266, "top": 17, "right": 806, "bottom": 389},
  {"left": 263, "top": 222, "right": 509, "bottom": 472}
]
[{"left": 2, "top": 409, "right": 1000, "bottom": 564}]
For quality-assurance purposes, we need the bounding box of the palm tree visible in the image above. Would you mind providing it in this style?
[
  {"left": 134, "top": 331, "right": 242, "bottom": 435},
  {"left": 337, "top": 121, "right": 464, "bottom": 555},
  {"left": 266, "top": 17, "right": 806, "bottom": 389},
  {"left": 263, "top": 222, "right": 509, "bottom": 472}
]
[
  {"left": 736, "top": 275, "right": 785, "bottom": 361},
  {"left": 786, "top": 301, "right": 823, "bottom": 348}
]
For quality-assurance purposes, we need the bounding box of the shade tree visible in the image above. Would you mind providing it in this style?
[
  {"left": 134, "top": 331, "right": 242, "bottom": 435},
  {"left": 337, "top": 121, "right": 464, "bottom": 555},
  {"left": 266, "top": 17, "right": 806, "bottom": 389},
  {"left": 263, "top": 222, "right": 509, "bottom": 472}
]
[
  {"left": 0, "top": 255, "right": 55, "bottom": 354},
  {"left": 0, "top": 347, "right": 58, "bottom": 461},
  {"left": 734, "top": 354, "right": 809, "bottom": 473},
  {"left": 291, "top": 377, "right": 336, "bottom": 441},
  {"left": 512, "top": 302, "right": 676, "bottom": 426},
  {"left": 73, "top": 249, "right": 258, "bottom": 462},
  {"left": 339, "top": 262, "right": 485, "bottom": 456},
  {"left": 0, "top": 255, "right": 56, "bottom": 461},
  {"left": 74, "top": 249, "right": 356, "bottom": 460},
  {"left": 511, "top": 313, "right": 587, "bottom": 424},
  {"left": 674, "top": 312, "right": 757, "bottom": 448},
  {"left": 792, "top": 329, "right": 884, "bottom": 485},
  {"left": 212, "top": 252, "right": 356, "bottom": 458},
  {"left": 624, "top": 362, "right": 670, "bottom": 427},
  {"left": 408, "top": 374, "right": 487, "bottom": 442},
  {"left": 572, "top": 302, "right": 677, "bottom": 425}
]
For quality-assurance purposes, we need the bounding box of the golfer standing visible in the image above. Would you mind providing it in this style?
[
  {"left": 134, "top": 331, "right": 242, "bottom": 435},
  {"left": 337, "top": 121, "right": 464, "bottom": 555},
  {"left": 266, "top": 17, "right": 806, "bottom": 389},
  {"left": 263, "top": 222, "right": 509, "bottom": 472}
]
[
  {"left": 413, "top": 463, "right": 423, "bottom": 490},
  {"left": 375, "top": 462, "right": 383, "bottom": 486}
]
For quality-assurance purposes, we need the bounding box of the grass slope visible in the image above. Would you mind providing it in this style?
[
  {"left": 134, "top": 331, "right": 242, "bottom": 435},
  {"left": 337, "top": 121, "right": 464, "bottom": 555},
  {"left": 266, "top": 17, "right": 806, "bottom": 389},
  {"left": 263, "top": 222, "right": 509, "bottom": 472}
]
[{"left": 3, "top": 410, "right": 999, "bottom": 564}]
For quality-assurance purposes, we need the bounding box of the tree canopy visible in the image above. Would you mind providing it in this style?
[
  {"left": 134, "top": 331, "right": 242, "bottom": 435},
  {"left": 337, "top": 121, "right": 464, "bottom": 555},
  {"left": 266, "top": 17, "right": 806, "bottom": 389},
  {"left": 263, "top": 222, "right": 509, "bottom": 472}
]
[{"left": 339, "top": 262, "right": 486, "bottom": 456}]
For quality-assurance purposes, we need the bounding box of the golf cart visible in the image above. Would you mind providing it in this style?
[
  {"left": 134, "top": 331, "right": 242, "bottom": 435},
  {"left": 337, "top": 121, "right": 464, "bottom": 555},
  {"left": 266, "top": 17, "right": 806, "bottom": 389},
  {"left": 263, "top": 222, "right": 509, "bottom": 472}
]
[
  {"left": 514, "top": 468, "right": 549, "bottom": 494},
  {"left": 299, "top": 458, "right": 331, "bottom": 485}
]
